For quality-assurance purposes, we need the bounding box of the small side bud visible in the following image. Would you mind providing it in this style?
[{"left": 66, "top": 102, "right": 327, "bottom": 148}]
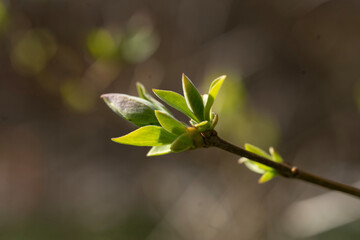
[{"left": 187, "top": 127, "right": 204, "bottom": 148}]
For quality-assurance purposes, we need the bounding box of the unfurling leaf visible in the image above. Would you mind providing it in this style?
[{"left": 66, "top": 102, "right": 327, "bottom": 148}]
[
  {"left": 182, "top": 74, "right": 204, "bottom": 121},
  {"left": 101, "top": 94, "right": 160, "bottom": 127},
  {"left": 259, "top": 171, "right": 277, "bottom": 184},
  {"left": 193, "top": 120, "right": 210, "bottom": 132},
  {"left": 269, "top": 147, "right": 283, "bottom": 163},
  {"left": 186, "top": 127, "right": 204, "bottom": 148},
  {"left": 242, "top": 144, "right": 273, "bottom": 172},
  {"left": 112, "top": 126, "right": 177, "bottom": 146},
  {"left": 245, "top": 143, "right": 272, "bottom": 159},
  {"left": 204, "top": 75, "right": 226, "bottom": 120},
  {"left": 136, "top": 82, "right": 171, "bottom": 114},
  {"left": 239, "top": 157, "right": 268, "bottom": 174},
  {"left": 155, "top": 110, "right": 187, "bottom": 135},
  {"left": 170, "top": 132, "right": 194, "bottom": 153},
  {"left": 147, "top": 144, "right": 172, "bottom": 156},
  {"left": 240, "top": 144, "right": 284, "bottom": 183},
  {"left": 153, "top": 89, "right": 199, "bottom": 121}
]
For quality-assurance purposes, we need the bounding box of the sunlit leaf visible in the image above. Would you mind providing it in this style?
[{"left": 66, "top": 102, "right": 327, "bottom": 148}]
[
  {"left": 239, "top": 158, "right": 267, "bottom": 174},
  {"left": 204, "top": 75, "right": 226, "bottom": 120},
  {"left": 193, "top": 120, "right": 209, "bottom": 132},
  {"left": 182, "top": 74, "right": 204, "bottom": 121},
  {"left": 147, "top": 144, "right": 172, "bottom": 156},
  {"left": 245, "top": 143, "right": 272, "bottom": 159},
  {"left": 258, "top": 171, "right": 277, "bottom": 184},
  {"left": 136, "top": 82, "right": 170, "bottom": 114},
  {"left": 101, "top": 93, "right": 160, "bottom": 127},
  {"left": 137, "top": 82, "right": 154, "bottom": 101},
  {"left": 155, "top": 110, "right": 187, "bottom": 135},
  {"left": 186, "top": 127, "right": 204, "bottom": 148},
  {"left": 112, "top": 126, "right": 177, "bottom": 146},
  {"left": 210, "top": 113, "right": 218, "bottom": 128},
  {"left": 202, "top": 94, "right": 209, "bottom": 106},
  {"left": 240, "top": 143, "right": 274, "bottom": 173},
  {"left": 170, "top": 132, "right": 193, "bottom": 153},
  {"left": 189, "top": 119, "right": 197, "bottom": 126},
  {"left": 269, "top": 147, "right": 283, "bottom": 163},
  {"left": 153, "top": 89, "right": 199, "bottom": 121}
]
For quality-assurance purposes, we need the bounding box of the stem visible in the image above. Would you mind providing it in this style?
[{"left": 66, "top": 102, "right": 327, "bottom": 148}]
[{"left": 202, "top": 130, "right": 360, "bottom": 198}]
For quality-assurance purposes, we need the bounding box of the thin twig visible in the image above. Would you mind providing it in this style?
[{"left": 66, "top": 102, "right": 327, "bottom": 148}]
[{"left": 202, "top": 130, "right": 360, "bottom": 198}]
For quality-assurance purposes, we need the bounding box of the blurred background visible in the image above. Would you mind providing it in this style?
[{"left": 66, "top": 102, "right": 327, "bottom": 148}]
[{"left": 0, "top": 0, "right": 360, "bottom": 239}]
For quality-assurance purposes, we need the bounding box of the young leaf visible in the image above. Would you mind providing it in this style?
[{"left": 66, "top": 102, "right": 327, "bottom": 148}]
[
  {"left": 182, "top": 74, "right": 204, "bottom": 121},
  {"left": 240, "top": 143, "right": 275, "bottom": 173},
  {"left": 245, "top": 143, "right": 272, "bottom": 159},
  {"left": 136, "top": 82, "right": 171, "bottom": 114},
  {"left": 204, "top": 75, "right": 226, "bottom": 120},
  {"left": 186, "top": 127, "right": 204, "bottom": 148},
  {"left": 155, "top": 110, "right": 187, "bottom": 135},
  {"left": 102, "top": 94, "right": 160, "bottom": 127},
  {"left": 269, "top": 147, "right": 283, "bottom": 163},
  {"left": 153, "top": 89, "right": 199, "bottom": 121},
  {"left": 239, "top": 158, "right": 267, "bottom": 174},
  {"left": 193, "top": 120, "right": 209, "bottom": 132},
  {"left": 189, "top": 119, "right": 197, "bottom": 126},
  {"left": 202, "top": 94, "right": 209, "bottom": 106},
  {"left": 147, "top": 144, "right": 172, "bottom": 156},
  {"left": 210, "top": 113, "right": 218, "bottom": 128},
  {"left": 112, "top": 126, "right": 177, "bottom": 146},
  {"left": 170, "top": 132, "right": 194, "bottom": 153},
  {"left": 240, "top": 144, "right": 281, "bottom": 178},
  {"left": 137, "top": 82, "right": 152, "bottom": 101},
  {"left": 258, "top": 171, "right": 277, "bottom": 184}
]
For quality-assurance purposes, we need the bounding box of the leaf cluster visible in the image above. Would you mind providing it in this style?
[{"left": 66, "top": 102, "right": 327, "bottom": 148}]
[
  {"left": 239, "top": 144, "right": 283, "bottom": 183},
  {"left": 102, "top": 74, "right": 226, "bottom": 156},
  {"left": 102, "top": 73, "right": 284, "bottom": 184}
]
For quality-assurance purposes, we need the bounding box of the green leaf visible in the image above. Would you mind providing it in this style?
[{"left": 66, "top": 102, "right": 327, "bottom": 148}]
[
  {"left": 269, "top": 147, "right": 283, "bottom": 163},
  {"left": 112, "top": 126, "right": 177, "bottom": 146},
  {"left": 204, "top": 75, "right": 226, "bottom": 120},
  {"left": 147, "top": 144, "right": 172, "bottom": 156},
  {"left": 258, "top": 171, "right": 277, "bottom": 184},
  {"left": 189, "top": 119, "right": 197, "bottom": 126},
  {"left": 202, "top": 94, "right": 209, "bottom": 106},
  {"left": 245, "top": 143, "right": 272, "bottom": 159},
  {"left": 136, "top": 82, "right": 171, "bottom": 114},
  {"left": 182, "top": 74, "right": 204, "bottom": 121},
  {"left": 210, "top": 113, "right": 218, "bottom": 128},
  {"left": 240, "top": 144, "right": 276, "bottom": 174},
  {"left": 239, "top": 158, "right": 268, "bottom": 174},
  {"left": 155, "top": 110, "right": 187, "bottom": 135},
  {"left": 153, "top": 89, "right": 199, "bottom": 121},
  {"left": 102, "top": 94, "right": 160, "bottom": 127},
  {"left": 170, "top": 132, "right": 193, "bottom": 153},
  {"left": 193, "top": 120, "right": 209, "bottom": 132},
  {"left": 137, "top": 82, "right": 149, "bottom": 100}
]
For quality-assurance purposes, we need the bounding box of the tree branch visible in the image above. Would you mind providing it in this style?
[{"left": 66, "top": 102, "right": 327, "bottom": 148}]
[{"left": 202, "top": 130, "right": 360, "bottom": 198}]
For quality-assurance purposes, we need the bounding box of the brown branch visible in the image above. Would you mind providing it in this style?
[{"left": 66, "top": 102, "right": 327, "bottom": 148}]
[{"left": 202, "top": 130, "right": 360, "bottom": 198}]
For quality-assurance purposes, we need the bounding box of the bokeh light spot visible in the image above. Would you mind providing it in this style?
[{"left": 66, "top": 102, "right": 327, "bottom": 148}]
[
  {"left": 87, "top": 29, "right": 117, "bottom": 59},
  {"left": 11, "top": 29, "right": 57, "bottom": 76},
  {"left": 121, "top": 27, "right": 159, "bottom": 63},
  {"left": 61, "top": 80, "right": 96, "bottom": 113}
]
